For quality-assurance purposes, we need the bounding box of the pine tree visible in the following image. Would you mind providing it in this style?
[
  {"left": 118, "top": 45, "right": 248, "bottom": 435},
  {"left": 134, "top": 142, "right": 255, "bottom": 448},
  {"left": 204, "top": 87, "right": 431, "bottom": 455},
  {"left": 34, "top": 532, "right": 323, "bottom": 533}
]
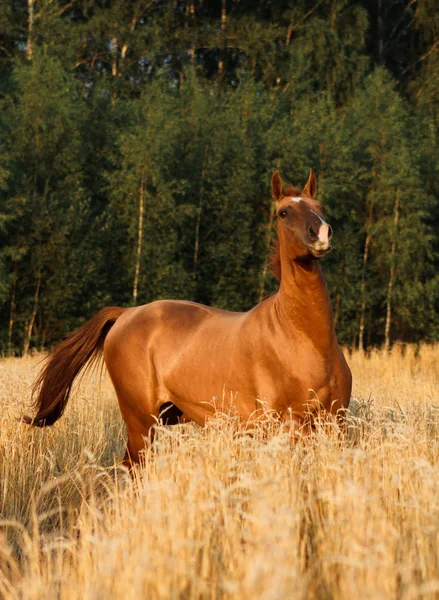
[
  {"left": 0, "top": 2, "right": 437, "bottom": 350},
  {"left": 107, "top": 76, "right": 194, "bottom": 307},
  {"left": 341, "top": 68, "right": 436, "bottom": 348},
  {"left": 0, "top": 53, "right": 83, "bottom": 352}
]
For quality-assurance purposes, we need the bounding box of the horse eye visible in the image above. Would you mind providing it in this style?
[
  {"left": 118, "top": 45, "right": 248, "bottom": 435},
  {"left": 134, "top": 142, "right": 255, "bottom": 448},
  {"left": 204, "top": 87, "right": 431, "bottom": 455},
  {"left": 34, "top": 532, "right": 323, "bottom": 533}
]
[
  {"left": 278, "top": 210, "right": 287, "bottom": 219},
  {"left": 320, "top": 207, "right": 325, "bottom": 213}
]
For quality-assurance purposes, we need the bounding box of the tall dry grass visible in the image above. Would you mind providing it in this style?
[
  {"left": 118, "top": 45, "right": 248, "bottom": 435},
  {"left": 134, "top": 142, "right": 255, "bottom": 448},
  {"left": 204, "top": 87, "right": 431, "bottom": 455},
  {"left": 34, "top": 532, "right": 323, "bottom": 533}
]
[{"left": 0, "top": 345, "right": 438, "bottom": 599}]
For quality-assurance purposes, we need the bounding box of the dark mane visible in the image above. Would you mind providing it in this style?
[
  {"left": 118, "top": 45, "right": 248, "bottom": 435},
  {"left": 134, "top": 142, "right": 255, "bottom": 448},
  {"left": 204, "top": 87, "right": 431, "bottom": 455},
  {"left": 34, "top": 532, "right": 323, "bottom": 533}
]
[{"left": 269, "top": 239, "right": 281, "bottom": 281}]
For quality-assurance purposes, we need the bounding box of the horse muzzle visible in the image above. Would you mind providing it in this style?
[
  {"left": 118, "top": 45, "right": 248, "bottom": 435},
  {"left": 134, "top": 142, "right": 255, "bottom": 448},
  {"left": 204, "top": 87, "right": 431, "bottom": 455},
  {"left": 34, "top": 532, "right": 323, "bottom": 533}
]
[
  {"left": 307, "top": 222, "right": 332, "bottom": 258},
  {"left": 307, "top": 243, "right": 332, "bottom": 258}
]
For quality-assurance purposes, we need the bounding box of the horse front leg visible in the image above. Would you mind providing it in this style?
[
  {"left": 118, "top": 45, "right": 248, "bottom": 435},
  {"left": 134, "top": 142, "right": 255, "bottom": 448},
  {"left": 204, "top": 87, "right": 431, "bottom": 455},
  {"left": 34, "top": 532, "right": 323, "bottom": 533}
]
[{"left": 281, "top": 409, "right": 316, "bottom": 440}]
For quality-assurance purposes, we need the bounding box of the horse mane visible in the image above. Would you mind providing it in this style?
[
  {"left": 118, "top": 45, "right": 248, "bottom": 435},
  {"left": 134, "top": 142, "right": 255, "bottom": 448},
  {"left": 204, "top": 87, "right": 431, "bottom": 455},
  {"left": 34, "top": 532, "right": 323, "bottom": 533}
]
[
  {"left": 269, "top": 239, "right": 282, "bottom": 281},
  {"left": 283, "top": 186, "right": 301, "bottom": 197},
  {"left": 268, "top": 185, "right": 302, "bottom": 281}
]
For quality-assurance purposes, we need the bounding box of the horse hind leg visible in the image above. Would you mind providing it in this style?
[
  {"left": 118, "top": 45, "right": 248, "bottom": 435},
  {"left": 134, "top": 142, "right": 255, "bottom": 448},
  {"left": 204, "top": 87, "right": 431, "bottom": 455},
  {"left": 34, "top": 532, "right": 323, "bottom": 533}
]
[{"left": 104, "top": 338, "right": 161, "bottom": 469}]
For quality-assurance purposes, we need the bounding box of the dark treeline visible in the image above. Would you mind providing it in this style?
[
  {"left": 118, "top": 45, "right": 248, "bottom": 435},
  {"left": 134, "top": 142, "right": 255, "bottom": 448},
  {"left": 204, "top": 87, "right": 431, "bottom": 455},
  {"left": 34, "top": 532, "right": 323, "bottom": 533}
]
[{"left": 0, "top": 0, "right": 438, "bottom": 355}]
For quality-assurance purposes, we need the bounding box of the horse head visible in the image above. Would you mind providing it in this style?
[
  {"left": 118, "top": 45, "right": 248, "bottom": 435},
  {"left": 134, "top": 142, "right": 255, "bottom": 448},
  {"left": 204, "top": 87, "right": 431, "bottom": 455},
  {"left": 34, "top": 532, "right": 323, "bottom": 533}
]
[{"left": 271, "top": 169, "right": 332, "bottom": 261}]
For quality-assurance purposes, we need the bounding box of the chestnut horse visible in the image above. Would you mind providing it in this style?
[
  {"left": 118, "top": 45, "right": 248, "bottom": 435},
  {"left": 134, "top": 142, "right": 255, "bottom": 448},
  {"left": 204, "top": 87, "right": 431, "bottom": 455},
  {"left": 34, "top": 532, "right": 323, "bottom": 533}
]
[{"left": 24, "top": 170, "right": 352, "bottom": 465}]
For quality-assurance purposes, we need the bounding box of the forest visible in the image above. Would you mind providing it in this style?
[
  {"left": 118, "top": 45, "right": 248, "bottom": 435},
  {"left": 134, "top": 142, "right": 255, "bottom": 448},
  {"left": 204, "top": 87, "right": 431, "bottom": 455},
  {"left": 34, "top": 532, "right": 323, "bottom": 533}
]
[{"left": 0, "top": 0, "right": 438, "bottom": 354}]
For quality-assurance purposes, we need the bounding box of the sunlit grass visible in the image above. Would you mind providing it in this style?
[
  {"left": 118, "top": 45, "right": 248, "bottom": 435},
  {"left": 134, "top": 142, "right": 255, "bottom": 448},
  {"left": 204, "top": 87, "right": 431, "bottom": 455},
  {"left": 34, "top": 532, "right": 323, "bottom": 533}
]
[{"left": 0, "top": 345, "right": 438, "bottom": 599}]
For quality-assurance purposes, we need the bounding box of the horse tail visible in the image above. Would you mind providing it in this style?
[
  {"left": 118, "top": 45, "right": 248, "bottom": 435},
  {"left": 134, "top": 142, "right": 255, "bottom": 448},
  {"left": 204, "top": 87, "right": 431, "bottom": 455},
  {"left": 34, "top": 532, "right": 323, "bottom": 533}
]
[{"left": 23, "top": 307, "right": 127, "bottom": 427}]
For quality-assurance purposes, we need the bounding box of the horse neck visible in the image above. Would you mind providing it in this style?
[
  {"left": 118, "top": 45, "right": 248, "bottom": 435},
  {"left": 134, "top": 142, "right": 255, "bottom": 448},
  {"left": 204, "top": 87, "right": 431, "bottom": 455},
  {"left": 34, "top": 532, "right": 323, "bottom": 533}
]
[{"left": 275, "top": 252, "right": 335, "bottom": 350}]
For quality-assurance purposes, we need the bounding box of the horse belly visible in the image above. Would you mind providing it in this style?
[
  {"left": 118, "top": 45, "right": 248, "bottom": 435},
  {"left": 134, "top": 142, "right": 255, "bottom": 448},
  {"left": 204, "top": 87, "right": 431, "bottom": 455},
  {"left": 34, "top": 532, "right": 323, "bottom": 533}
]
[
  {"left": 161, "top": 340, "right": 244, "bottom": 423},
  {"left": 159, "top": 319, "right": 276, "bottom": 423}
]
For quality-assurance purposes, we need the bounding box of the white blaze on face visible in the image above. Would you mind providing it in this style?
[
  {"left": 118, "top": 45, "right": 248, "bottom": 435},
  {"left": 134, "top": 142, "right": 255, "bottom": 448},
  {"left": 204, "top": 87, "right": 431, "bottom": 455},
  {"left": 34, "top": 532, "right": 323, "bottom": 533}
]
[
  {"left": 317, "top": 224, "right": 330, "bottom": 243},
  {"left": 310, "top": 209, "right": 330, "bottom": 244},
  {"left": 288, "top": 197, "right": 302, "bottom": 203}
]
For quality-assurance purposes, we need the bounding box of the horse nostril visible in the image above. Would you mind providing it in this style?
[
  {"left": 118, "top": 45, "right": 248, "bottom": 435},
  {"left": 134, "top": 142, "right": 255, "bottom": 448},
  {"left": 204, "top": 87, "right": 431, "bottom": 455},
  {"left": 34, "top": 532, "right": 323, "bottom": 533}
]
[
  {"left": 327, "top": 225, "right": 333, "bottom": 240},
  {"left": 308, "top": 225, "right": 318, "bottom": 242}
]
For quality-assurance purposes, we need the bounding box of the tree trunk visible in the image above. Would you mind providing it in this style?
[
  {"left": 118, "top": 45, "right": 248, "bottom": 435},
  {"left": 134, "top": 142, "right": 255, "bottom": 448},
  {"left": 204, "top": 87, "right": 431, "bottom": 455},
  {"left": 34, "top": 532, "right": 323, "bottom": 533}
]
[
  {"left": 378, "top": 0, "right": 384, "bottom": 65},
  {"left": 319, "top": 142, "right": 325, "bottom": 179},
  {"left": 23, "top": 275, "right": 41, "bottom": 356},
  {"left": 358, "top": 232, "right": 371, "bottom": 353},
  {"left": 193, "top": 145, "right": 209, "bottom": 273},
  {"left": 285, "top": 3, "right": 321, "bottom": 46},
  {"left": 121, "top": 43, "right": 128, "bottom": 63},
  {"left": 384, "top": 186, "right": 400, "bottom": 352},
  {"left": 7, "top": 272, "right": 16, "bottom": 356},
  {"left": 112, "top": 37, "right": 118, "bottom": 77},
  {"left": 333, "top": 258, "right": 344, "bottom": 329},
  {"left": 218, "top": 0, "right": 227, "bottom": 75},
  {"left": 27, "top": 0, "right": 34, "bottom": 60},
  {"left": 186, "top": 0, "right": 195, "bottom": 63},
  {"left": 286, "top": 20, "right": 294, "bottom": 46},
  {"left": 120, "top": 10, "right": 139, "bottom": 73},
  {"left": 40, "top": 326, "right": 49, "bottom": 352},
  {"left": 133, "top": 170, "right": 146, "bottom": 306},
  {"left": 359, "top": 171, "right": 376, "bottom": 352}
]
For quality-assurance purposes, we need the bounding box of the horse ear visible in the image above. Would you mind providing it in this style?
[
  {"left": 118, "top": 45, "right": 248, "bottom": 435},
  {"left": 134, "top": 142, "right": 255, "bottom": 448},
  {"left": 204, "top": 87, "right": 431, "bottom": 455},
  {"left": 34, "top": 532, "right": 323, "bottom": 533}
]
[
  {"left": 271, "top": 171, "right": 284, "bottom": 201},
  {"left": 303, "top": 168, "right": 317, "bottom": 198}
]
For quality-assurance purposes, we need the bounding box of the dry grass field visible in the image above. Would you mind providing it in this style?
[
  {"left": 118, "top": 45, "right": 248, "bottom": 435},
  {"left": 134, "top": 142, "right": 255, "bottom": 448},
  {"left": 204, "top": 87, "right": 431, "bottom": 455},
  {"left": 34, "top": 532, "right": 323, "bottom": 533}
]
[{"left": 0, "top": 345, "right": 438, "bottom": 599}]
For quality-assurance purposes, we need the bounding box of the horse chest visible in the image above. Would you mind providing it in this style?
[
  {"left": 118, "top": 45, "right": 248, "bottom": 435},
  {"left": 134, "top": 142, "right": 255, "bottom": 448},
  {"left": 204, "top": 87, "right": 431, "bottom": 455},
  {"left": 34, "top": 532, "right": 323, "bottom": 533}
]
[{"left": 253, "top": 341, "right": 339, "bottom": 413}]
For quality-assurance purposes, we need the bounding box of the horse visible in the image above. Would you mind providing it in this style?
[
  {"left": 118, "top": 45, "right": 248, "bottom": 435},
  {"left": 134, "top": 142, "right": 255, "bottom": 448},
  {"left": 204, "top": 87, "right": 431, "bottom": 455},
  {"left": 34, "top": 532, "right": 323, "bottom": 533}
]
[{"left": 24, "top": 169, "right": 352, "bottom": 466}]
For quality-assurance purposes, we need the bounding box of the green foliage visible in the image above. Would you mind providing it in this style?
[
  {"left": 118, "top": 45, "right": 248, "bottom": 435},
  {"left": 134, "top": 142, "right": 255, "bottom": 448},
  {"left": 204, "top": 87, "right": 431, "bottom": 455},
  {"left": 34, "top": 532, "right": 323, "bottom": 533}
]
[{"left": 0, "top": 0, "right": 438, "bottom": 353}]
